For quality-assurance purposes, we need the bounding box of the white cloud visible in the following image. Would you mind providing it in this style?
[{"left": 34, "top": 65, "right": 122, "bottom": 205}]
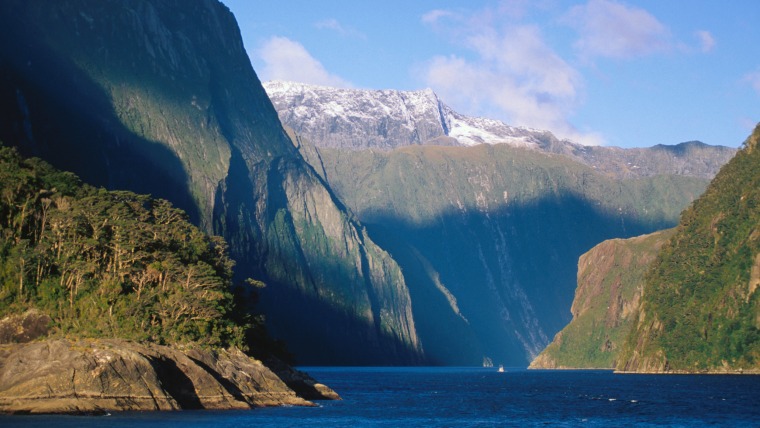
[
  {"left": 314, "top": 18, "right": 366, "bottom": 40},
  {"left": 744, "top": 68, "right": 760, "bottom": 96},
  {"left": 694, "top": 30, "right": 716, "bottom": 53},
  {"left": 256, "top": 36, "right": 352, "bottom": 87},
  {"left": 420, "top": 7, "right": 603, "bottom": 145},
  {"left": 421, "top": 9, "right": 454, "bottom": 25},
  {"left": 563, "top": 0, "right": 671, "bottom": 61}
]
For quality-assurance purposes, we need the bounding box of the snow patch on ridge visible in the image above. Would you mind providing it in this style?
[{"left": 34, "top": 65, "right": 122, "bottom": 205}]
[
  {"left": 447, "top": 114, "right": 539, "bottom": 148},
  {"left": 263, "top": 80, "right": 563, "bottom": 151}
]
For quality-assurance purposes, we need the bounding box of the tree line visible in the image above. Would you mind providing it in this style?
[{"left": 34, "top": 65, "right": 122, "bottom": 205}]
[{"left": 0, "top": 144, "right": 265, "bottom": 350}]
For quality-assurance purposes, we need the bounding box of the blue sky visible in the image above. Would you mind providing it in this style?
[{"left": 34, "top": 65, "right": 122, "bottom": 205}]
[{"left": 222, "top": 0, "right": 759, "bottom": 148}]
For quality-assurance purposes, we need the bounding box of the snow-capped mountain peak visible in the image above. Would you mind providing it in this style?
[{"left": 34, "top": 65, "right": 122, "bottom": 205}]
[{"left": 263, "top": 80, "right": 555, "bottom": 151}]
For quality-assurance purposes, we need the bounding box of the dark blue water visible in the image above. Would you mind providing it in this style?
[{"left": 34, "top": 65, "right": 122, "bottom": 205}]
[{"left": 2, "top": 367, "right": 759, "bottom": 427}]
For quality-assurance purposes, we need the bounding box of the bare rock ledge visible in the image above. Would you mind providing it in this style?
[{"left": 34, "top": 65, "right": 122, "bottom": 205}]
[{"left": 0, "top": 339, "right": 339, "bottom": 414}]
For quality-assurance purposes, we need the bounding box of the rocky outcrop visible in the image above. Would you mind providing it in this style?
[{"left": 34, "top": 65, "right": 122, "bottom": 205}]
[
  {"left": 0, "top": 339, "right": 338, "bottom": 414},
  {"left": 529, "top": 230, "right": 674, "bottom": 369},
  {"left": 262, "top": 357, "right": 340, "bottom": 401}
]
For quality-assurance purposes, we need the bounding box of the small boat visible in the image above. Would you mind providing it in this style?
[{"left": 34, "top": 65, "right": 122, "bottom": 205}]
[{"left": 498, "top": 365, "right": 504, "bottom": 373}]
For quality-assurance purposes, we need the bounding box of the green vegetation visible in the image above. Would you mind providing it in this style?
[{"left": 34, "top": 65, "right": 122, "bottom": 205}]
[
  {"left": 0, "top": 144, "right": 259, "bottom": 349},
  {"left": 307, "top": 142, "right": 712, "bottom": 365},
  {"left": 318, "top": 144, "right": 709, "bottom": 228},
  {"left": 530, "top": 230, "right": 674, "bottom": 369},
  {"left": 0, "top": 0, "right": 424, "bottom": 364},
  {"left": 620, "top": 125, "right": 760, "bottom": 371}
]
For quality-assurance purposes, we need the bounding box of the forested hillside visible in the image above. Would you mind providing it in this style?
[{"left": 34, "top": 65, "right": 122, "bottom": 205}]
[
  {"left": 0, "top": 145, "right": 253, "bottom": 349},
  {"left": 619, "top": 125, "right": 760, "bottom": 372},
  {"left": 530, "top": 230, "right": 675, "bottom": 369}
]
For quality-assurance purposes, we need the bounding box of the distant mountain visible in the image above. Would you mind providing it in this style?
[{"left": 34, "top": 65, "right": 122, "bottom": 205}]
[
  {"left": 296, "top": 140, "right": 714, "bottom": 365},
  {"left": 264, "top": 80, "right": 545, "bottom": 150},
  {"left": 264, "top": 81, "right": 736, "bottom": 179},
  {"left": 529, "top": 229, "right": 675, "bottom": 369},
  {"left": 618, "top": 125, "right": 760, "bottom": 373},
  {"left": 267, "top": 80, "right": 736, "bottom": 365},
  {"left": 0, "top": 0, "right": 421, "bottom": 365}
]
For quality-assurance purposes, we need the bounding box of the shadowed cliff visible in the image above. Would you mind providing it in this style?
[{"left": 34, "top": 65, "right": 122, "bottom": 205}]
[
  {"left": 0, "top": 0, "right": 422, "bottom": 364},
  {"left": 308, "top": 143, "right": 711, "bottom": 365}
]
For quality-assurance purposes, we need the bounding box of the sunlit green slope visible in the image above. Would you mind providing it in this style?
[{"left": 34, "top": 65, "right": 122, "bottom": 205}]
[
  {"left": 530, "top": 230, "right": 674, "bottom": 369},
  {"left": 619, "top": 125, "right": 760, "bottom": 373}
]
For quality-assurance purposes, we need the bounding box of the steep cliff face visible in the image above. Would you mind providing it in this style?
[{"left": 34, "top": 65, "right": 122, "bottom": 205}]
[
  {"left": 618, "top": 125, "right": 760, "bottom": 373},
  {"left": 304, "top": 143, "right": 711, "bottom": 365},
  {"left": 0, "top": 0, "right": 421, "bottom": 364},
  {"left": 227, "top": 155, "right": 420, "bottom": 364},
  {"left": 529, "top": 230, "right": 674, "bottom": 369}
]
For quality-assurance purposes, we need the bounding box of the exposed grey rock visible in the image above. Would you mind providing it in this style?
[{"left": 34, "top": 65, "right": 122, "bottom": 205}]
[{"left": 0, "top": 339, "right": 338, "bottom": 414}]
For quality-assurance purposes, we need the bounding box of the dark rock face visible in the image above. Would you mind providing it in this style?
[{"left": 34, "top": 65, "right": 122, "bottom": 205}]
[
  {"left": 0, "top": 311, "right": 51, "bottom": 344},
  {"left": 0, "top": 0, "right": 422, "bottom": 364},
  {"left": 0, "top": 339, "right": 338, "bottom": 414}
]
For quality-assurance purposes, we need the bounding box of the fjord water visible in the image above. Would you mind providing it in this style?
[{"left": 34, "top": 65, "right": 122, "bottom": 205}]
[{"left": 3, "top": 368, "right": 758, "bottom": 427}]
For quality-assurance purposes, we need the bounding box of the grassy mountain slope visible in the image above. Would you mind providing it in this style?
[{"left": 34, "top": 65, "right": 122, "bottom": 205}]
[
  {"left": 530, "top": 230, "right": 674, "bottom": 369},
  {"left": 618, "top": 125, "right": 760, "bottom": 373},
  {"left": 305, "top": 142, "right": 711, "bottom": 365},
  {"left": 0, "top": 0, "right": 420, "bottom": 364}
]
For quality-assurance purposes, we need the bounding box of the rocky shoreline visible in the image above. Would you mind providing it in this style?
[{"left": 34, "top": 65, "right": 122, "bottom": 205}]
[{"left": 0, "top": 339, "right": 339, "bottom": 415}]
